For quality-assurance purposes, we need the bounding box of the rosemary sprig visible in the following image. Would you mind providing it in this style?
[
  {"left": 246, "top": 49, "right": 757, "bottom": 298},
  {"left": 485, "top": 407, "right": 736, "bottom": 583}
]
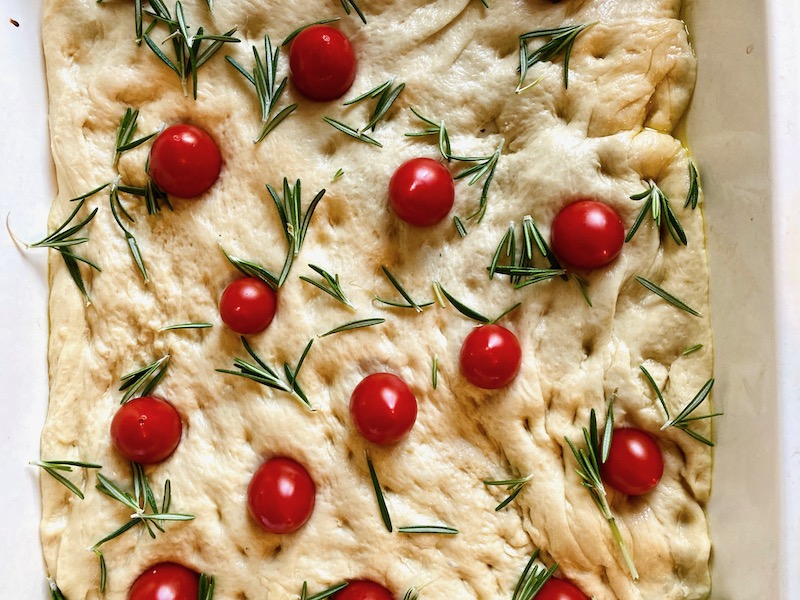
[
  {"left": 640, "top": 366, "right": 718, "bottom": 446},
  {"left": 320, "top": 318, "right": 385, "bottom": 337},
  {"left": 406, "top": 106, "right": 451, "bottom": 160},
  {"left": 366, "top": 450, "right": 393, "bottom": 532},
  {"left": 117, "top": 175, "right": 173, "bottom": 216},
  {"left": 484, "top": 474, "right": 532, "bottom": 511},
  {"left": 217, "top": 337, "right": 315, "bottom": 410},
  {"left": 375, "top": 266, "right": 430, "bottom": 312},
  {"left": 512, "top": 548, "right": 558, "bottom": 600},
  {"left": 281, "top": 18, "right": 339, "bottom": 47},
  {"left": 301, "top": 581, "right": 349, "bottom": 600},
  {"left": 489, "top": 215, "right": 565, "bottom": 288},
  {"left": 340, "top": 0, "right": 366, "bottom": 23},
  {"left": 685, "top": 160, "right": 700, "bottom": 210},
  {"left": 109, "top": 179, "right": 149, "bottom": 282},
  {"left": 565, "top": 407, "right": 638, "bottom": 580},
  {"left": 267, "top": 178, "right": 326, "bottom": 286},
  {"left": 324, "top": 78, "right": 405, "bottom": 145},
  {"left": 92, "top": 464, "right": 194, "bottom": 551},
  {"left": 143, "top": 1, "right": 240, "bottom": 98},
  {"left": 220, "top": 245, "right": 279, "bottom": 289},
  {"left": 119, "top": 354, "right": 170, "bottom": 404},
  {"left": 300, "top": 264, "right": 354, "bottom": 308},
  {"left": 397, "top": 525, "right": 459, "bottom": 535},
  {"left": 226, "top": 35, "right": 298, "bottom": 143},
  {"left": 30, "top": 199, "right": 100, "bottom": 304},
  {"left": 114, "top": 108, "right": 158, "bottom": 166},
  {"left": 635, "top": 276, "right": 701, "bottom": 316},
  {"left": 322, "top": 117, "right": 382, "bottom": 147},
  {"left": 434, "top": 282, "right": 520, "bottom": 325},
  {"left": 626, "top": 180, "right": 687, "bottom": 245},
  {"left": 517, "top": 23, "right": 595, "bottom": 91},
  {"left": 199, "top": 573, "right": 215, "bottom": 600},
  {"left": 32, "top": 460, "right": 102, "bottom": 499},
  {"left": 452, "top": 140, "right": 503, "bottom": 223},
  {"left": 492, "top": 265, "right": 566, "bottom": 287},
  {"left": 158, "top": 322, "right": 213, "bottom": 331}
]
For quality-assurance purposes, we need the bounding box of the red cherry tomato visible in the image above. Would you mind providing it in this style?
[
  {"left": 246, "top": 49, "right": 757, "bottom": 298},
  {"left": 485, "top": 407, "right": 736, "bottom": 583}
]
[
  {"left": 388, "top": 157, "right": 455, "bottom": 227},
  {"left": 349, "top": 373, "right": 418, "bottom": 445},
  {"left": 110, "top": 396, "right": 182, "bottom": 465},
  {"left": 550, "top": 199, "right": 625, "bottom": 269},
  {"left": 148, "top": 124, "right": 222, "bottom": 198},
  {"left": 459, "top": 324, "right": 522, "bottom": 389},
  {"left": 600, "top": 428, "right": 664, "bottom": 496},
  {"left": 333, "top": 580, "right": 394, "bottom": 600},
  {"left": 129, "top": 562, "right": 199, "bottom": 600},
  {"left": 219, "top": 277, "right": 277, "bottom": 335},
  {"left": 536, "top": 576, "right": 589, "bottom": 600},
  {"left": 289, "top": 25, "right": 356, "bottom": 101},
  {"left": 248, "top": 457, "right": 316, "bottom": 534}
]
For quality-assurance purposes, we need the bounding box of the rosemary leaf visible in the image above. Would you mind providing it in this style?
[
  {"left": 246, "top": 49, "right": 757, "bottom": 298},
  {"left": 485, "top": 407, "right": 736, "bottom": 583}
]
[
  {"left": 685, "top": 160, "right": 700, "bottom": 210},
  {"left": 640, "top": 365, "right": 670, "bottom": 419},
  {"left": 403, "top": 588, "right": 420, "bottom": 600},
  {"left": 158, "top": 322, "right": 213, "bottom": 331},
  {"left": 635, "top": 276, "right": 701, "bottom": 316},
  {"left": 433, "top": 282, "right": 490, "bottom": 323},
  {"left": 282, "top": 18, "right": 340, "bottom": 47},
  {"left": 220, "top": 245, "right": 279, "bottom": 288},
  {"left": 320, "top": 318, "right": 385, "bottom": 337},
  {"left": 397, "top": 525, "right": 459, "bottom": 535},
  {"left": 432, "top": 355, "right": 439, "bottom": 390},
  {"left": 48, "top": 579, "right": 67, "bottom": 600},
  {"left": 366, "top": 450, "right": 393, "bottom": 532},
  {"left": 683, "top": 343, "right": 703, "bottom": 356},
  {"left": 305, "top": 582, "right": 349, "bottom": 600},
  {"left": 453, "top": 215, "right": 468, "bottom": 237}
]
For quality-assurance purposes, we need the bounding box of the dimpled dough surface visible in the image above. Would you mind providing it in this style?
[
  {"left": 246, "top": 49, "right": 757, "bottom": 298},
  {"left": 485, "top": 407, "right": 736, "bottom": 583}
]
[{"left": 40, "top": 0, "right": 713, "bottom": 599}]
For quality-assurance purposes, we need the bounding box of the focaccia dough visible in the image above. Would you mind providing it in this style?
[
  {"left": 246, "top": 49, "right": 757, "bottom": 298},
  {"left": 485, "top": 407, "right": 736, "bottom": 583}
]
[{"left": 40, "top": 1, "right": 713, "bottom": 598}]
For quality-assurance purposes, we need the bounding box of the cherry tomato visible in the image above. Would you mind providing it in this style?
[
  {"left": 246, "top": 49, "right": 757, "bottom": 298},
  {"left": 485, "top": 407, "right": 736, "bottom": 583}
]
[
  {"left": 219, "top": 277, "right": 277, "bottom": 335},
  {"left": 600, "top": 428, "right": 664, "bottom": 496},
  {"left": 536, "top": 576, "right": 590, "bottom": 600},
  {"left": 550, "top": 199, "right": 625, "bottom": 269},
  {"left": 333, "top": 580, "right": 394, "bottom": 600},
  {"left": 148, "top": 124, "right": 222, "bottom": 198},
  {"left": 110, "top": 396, "right": 182, "bottom": 465},
  {"left": 129, "top": 562, "right": 199, "bottom": 600},
  {"left": 349, "top": 373, "right": 418, "bottom": 445},
  {"left": 388, "top": 157, "right": 455, "bottom": 227},
  {"left": 248, "top": 457, "right": 316, "bottom": 534},
  {"left": 289, "top": 25, "right": 356, "bottom": 101},
  {"left": 459, "top": 324, "right": 522, "bottom": 389}
]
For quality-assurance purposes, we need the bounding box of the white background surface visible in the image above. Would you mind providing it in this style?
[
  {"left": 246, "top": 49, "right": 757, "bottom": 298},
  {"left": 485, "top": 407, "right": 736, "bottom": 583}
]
[{"left": 1, "top": 0, "right": 798, "bottom": 597}]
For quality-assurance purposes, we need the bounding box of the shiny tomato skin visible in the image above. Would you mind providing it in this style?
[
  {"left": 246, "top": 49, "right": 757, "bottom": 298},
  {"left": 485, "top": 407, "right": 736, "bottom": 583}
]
[
  {"left": 349, "top": 373, "right": 418, "bottom": 445},
  {"left": 388, "top": 157, "right": 455, "bottom": 227},
  {"left": 600, "top": 428, "right": 664, "bottom": 496},
  {"left": 333, "top": 580, "right": 394, "bottom": 600},
  {"left": 148, "top": 124, "right": 222, "bottom": 198},
  {"left": 536, "top": 577, "right": 590, "bottom": 600},
  {"left": 219, "top": 277, "right": 277, "bottom": 335},
  {"left": 248, "top": 457, "right": 316, "bottom": 534},
  {"left": 550, "top": 199, "right": 625, "bottom": 269},
  {"left": 110, "top": 396, "right": 182, "bottom": 465},
  {"left": 289, "top": 25, "right": 356, "bottom": 101},
  {"left": 459, "top": 324, "right": 522, "bottom": 389},
  {"left": 128, "top": 562, "right": 199, "bottom": 600}
]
